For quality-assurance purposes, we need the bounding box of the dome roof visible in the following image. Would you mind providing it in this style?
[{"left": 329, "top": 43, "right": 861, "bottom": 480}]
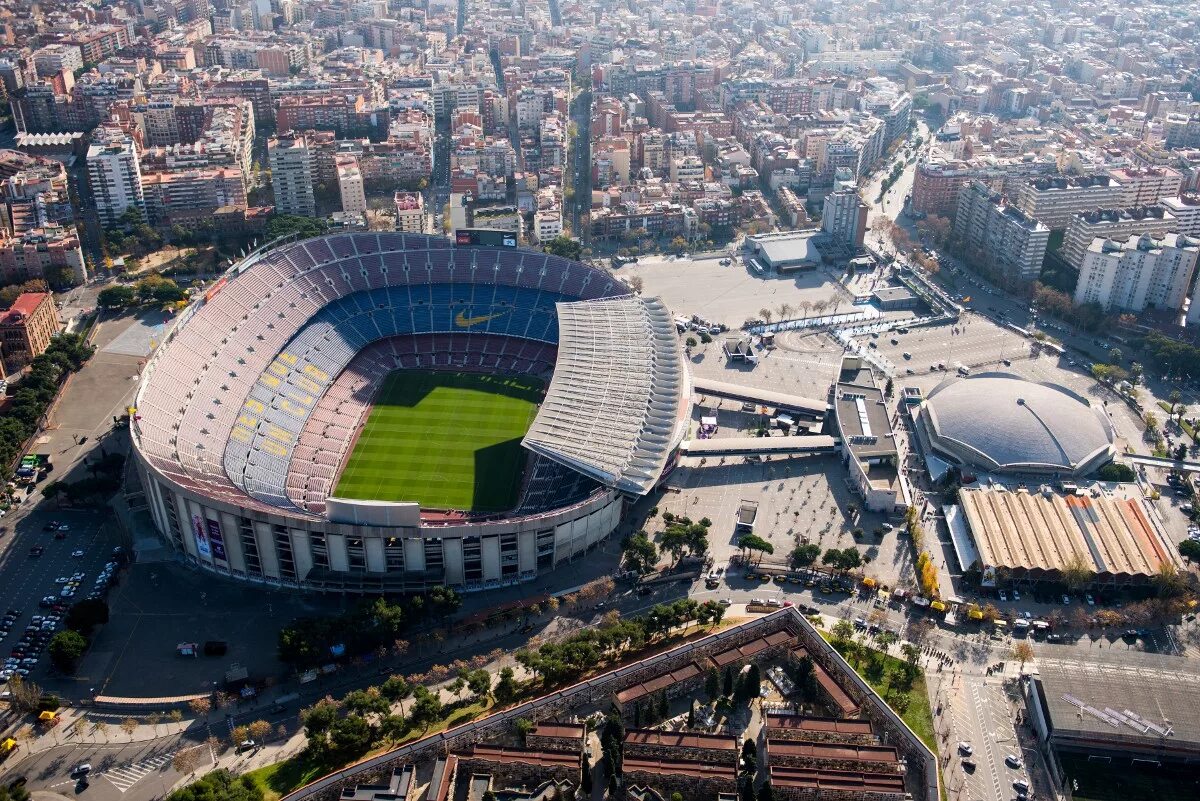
[{"left": 922, "top": 373, "right": 1115, "bottom": 475}]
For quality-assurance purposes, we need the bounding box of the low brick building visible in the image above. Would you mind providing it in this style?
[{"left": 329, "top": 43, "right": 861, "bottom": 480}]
[
  {"left": 764, "top": 715, "right": 877, "bottom": 745},
  {"left": 452, "top": 745, "right": 578, "bottom": 789},
  {"left": 621, "top": 756, "right": 738, "bottom": 801},
  {"left": 787, "top": 646, "right": 861, "bottom": 717},
  {"left": 526, "top": 722, "right": 586, "bottom": 754},
  {"left": 0, "top": 291, "right": 58, "bottom": 373},
  {"left": 769, "top": 765, "right": 907, "bottom": 801},
  {"left": 709, "top": 630, "right": 795, "bottom": 670},
  {"left": 339, "top": 766, "right": 415, "bottom": 801},
  {"left": 623, "top": 728, "right": 739, "bottom": 766},
  {"left": 614, "top": 660, "right": 706, "bottom": 718},
  {"left": 765, "top": 739, "right": 900, "bottom": 772}
]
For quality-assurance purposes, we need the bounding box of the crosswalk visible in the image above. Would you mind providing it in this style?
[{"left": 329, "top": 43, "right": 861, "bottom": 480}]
[{"left": 100, "top": 751, "right": 176, "bottom": 792}]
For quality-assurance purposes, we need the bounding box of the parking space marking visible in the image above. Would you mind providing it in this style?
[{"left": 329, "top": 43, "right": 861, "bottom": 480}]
[{"left": 100, "top": 751, "right": 176, "bottom": 792}]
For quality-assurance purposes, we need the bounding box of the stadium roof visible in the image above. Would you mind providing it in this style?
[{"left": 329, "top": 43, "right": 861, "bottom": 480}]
[
  {"left": 921, "top": 373, "right": 1115, "bottom": 474},
  {"left": 522, "top": 297, "right": 691, "bottom": 495},
  {"left": 1036, "top": 653, "right": 1200, "bottom": 755}
]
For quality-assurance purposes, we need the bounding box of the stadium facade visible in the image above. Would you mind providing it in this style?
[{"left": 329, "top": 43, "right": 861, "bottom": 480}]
[{"left": 130, "top": 233, "right": 691, "bottom": 593}]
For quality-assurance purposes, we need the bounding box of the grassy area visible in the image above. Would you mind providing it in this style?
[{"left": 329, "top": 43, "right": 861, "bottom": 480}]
[
  {"left": 246, "top": 757, "right": 336, "bottom": 801},
  {"left": 245, "top": 698, "right": 496, "bottom": 801},
  {"left": 333, "top": 371, "right": 543, "bottom": 511},
  {"left": 1059, "top": 754, "right": 1200, "bottom": 801},
  {"left": 827, "top": 635, "right": 937, "bottom": 753}
]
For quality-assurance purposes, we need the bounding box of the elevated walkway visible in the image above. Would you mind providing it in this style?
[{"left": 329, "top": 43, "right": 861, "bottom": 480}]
[
  {"left": 1127, "top": 454, "right": 1200, "bottom": 473},
  {"left": 680, "top": 435, "right": 838, "bottom": 457},
  {"left": 692, "top": 377, "right": 829, "bottom": 420}
]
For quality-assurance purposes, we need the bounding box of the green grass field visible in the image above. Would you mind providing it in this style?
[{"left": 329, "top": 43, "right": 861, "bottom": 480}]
[{"left": 332, "top": 371, "right": 544, "bottom": 511}]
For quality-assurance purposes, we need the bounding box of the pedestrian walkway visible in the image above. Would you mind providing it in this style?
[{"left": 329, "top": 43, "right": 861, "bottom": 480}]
[{"left": 101, "top": 751, "right": 177, "bottom": 792}]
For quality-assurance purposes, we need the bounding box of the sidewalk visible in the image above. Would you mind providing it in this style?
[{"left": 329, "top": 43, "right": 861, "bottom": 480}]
[{"left": 19, "top": 708, "right": 197, "bottom": 754}]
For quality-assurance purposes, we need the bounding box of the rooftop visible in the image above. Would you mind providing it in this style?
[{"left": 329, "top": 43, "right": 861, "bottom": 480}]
[
  {"left": 957, "top": 485, "right": 1178, "bottom": 578},
  {"left": 1036, "top": 652, "right": 1200, "bottom": 755},
  {"left": 1, "top": 292, "right": 52, "bottom": 323}
]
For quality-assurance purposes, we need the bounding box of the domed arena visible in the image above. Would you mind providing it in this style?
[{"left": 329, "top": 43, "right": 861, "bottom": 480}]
[
  {"left": 916, "top": 372, "right": 1116, "bottom": 477},
  {"left": 131, "top": 233, "right": 691, "bottom": 592}
]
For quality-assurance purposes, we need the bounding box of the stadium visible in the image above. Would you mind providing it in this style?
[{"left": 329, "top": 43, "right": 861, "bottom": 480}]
[{"left": 130, "top": 232, "right": 692, "bottom": 593}]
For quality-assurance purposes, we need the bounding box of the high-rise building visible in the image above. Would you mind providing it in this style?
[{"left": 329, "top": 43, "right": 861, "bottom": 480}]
[
  {"left": 336, "top": 156, "right": 366, "bottom": 216},
  {"left": 267, "top": 133, "right": 315, "bottom": 217},
  {"left": 0, "top": 291, "right": 59, "bottom": 373},
  {"left": 1107, "top": 167, "right": 1183, "bottom": 207},
  {"left": 821, "top": 187, "right": 868, "bottom": 249},
  {"left": 1075, "top": 233, "right": 1199, "bottom": 313},
  {"left": 953, "top": 180, "right": 1049, "bottom": 285},
  {"left": 86, "top": 128, "right": 145, "bottom": 227}
]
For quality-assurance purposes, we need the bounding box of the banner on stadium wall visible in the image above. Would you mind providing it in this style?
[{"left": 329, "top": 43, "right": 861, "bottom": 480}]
[
  {"left": 192, "top": 514, "right": 211, "bottom": 558},
  {"left": 207, "top": 518, "right": 227, "bottom": 562}
]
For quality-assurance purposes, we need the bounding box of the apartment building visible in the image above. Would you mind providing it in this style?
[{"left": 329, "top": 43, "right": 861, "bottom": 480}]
[
  {"left": 953, "top": 180, "right": 1049, "bottom": 284},
  {"left": 393, "top": 192, "right": 425, "bottom": 233},
  {"left": 0, "top": 224, "right": 86, "bottom": 285},
  {"left": 1075, "top": 233, "right": 1199, "bottom": 313},
  {"left": 1108, "top": 166, "right": 1183, "bottom": 207},
  {"left": 86, "top": 129, "right": 145, "bottom": 227},
  {"left": 0, "top": 291, "right": 59, "bottom": 372},
  {"left": 267, "top": 133, "right": 316, "bottom": 217},
  {"left": 822, "top": 188, "right": 868, "bottom": 249},
  {"left": 64, "top": 25, "right": 130, "bottom": 64},
  {"left": 1158, "top": 195, "right": 1200, "bottom": 237},
  {"left": 533, "top": 209, "right": 562, "bottom": 243},
  {"left": 141, "top": 168, "right": 247, "bottom": 226},
  {"left": 336, "top": 157, "right": 367, "bottom": 216},
  {"left": 32, "top": 44, "right": 84, "bottom": 78},
  {"left": 1060, "top": 206, "right": 1178, "bottom": 270},
  {"left": 1015, "top": 174, "right": 1124, "bottom": 230},
  {"left": 1, "top": 160, "right": 73, "bottom": 235}
]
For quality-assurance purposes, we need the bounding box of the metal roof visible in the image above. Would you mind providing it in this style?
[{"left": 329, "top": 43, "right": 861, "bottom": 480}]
[
  {"left": 522, "top": 296, "right": 690, "bottom": 495},
  {"left": 922, "top": 373, "right": 1114, "bottom": 474}
]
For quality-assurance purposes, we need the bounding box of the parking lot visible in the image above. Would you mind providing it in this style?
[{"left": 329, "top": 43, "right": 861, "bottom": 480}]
[{"left": 0, "top": 508, "right": 125, "bottom": 687}]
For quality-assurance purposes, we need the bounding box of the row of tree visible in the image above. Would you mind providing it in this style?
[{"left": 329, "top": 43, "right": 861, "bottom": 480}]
[
  {"left": 0, "top": 332, "right": 94, "bottom": 470},
  {"left": 277, "top": 588, "right": 461, "bottom": 667},
  {"left": 514, "top": 600, "right": 725, "bottom": 687},
  {"left": 97, "top": 274, "right": 189, "bottom": 308}
]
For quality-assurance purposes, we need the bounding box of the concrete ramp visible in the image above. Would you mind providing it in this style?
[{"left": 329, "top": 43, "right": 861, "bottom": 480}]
[
  {"left": 680, "top": 435, "right": 838, "bottom": 457},
  {"left": 692, "top": 377, "right": 828, "bottom": 419}
]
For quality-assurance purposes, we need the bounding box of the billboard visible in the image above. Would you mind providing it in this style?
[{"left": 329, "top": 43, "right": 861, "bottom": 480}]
[
  {"left": 455, "top": 228, "right": 517, "bottom": 248},
  {"left": 191, "top": 514, "right": 211, "bottom": 558},
  {"left": 206, "top": 518, "right": 227, "bottom": 562}
]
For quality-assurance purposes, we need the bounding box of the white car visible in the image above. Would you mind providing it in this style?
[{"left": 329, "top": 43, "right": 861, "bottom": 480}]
[
  {"left": 1005, "top": 754, "right": 1023, "bottom": 768},
  {"left": 55, "top": 576, "right": 69, "bottom": 584},
  {"left": 1085, "top": 594, "right": 1095, "bottom": 606},
  {"left": 71, "top": 550, "right": 85, "bottom": 558},
  {"left": 957, "top": 742, "right": 973, "bottom": 756}
]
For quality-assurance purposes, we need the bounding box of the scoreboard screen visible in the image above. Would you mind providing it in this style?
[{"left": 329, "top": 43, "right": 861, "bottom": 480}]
[{"left": 455, "top": 228, "right": 518, "bottom": 248}]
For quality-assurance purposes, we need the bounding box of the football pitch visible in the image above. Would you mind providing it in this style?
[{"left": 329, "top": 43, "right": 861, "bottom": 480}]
[{"left": 332, "top": 370, "right": 544, "bottom": 511}]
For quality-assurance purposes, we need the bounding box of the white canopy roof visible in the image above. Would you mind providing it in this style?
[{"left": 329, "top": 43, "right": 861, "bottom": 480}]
[{"left": 522, "top": 297, "right": 691, "bottom": 494}]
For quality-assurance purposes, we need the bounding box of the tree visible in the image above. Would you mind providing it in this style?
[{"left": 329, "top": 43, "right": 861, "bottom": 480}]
[
  {"left": 1154, "top": 562, "right": 1187, "bottom": 598},
  {"left": 465, "top": 668, "right": 491, "bottom": 700},
  {"left": 329, "top": 715, "right": 373, "bottom": 758},
  {"left": 97, "top": 284, "right": 136, "bottom": 308},
  {"left": 1179, "top": 539, "right": 1200, "bottom": 561},
  {"left": 621, "top": 531, "right": 658, "bottom": 575},
  {"left": 1109, "top": 347, "right": 1123, "bottom": 365},
  {"left": 265, "top": 214, "right": 328, "bottom": 241},
  {"left": 121, "top": 717, "right": 139, "bottom": 741},
  {"left": 744, "top": 664, "right": 761, "bottom": 704},
  {"left": 723, "top": 665, "right": 734, "bottom": 697},
  {"left": 494, "top": 666, "right": 519, "bottom": 705},
  {"left": 1097, "top": 462, "right": 1136, "bottom": 482},
  {"left": 738, "top": 533, "right": 774, "bottom": 563},
  {"left": 790, "top": 543, "right": 821, "bottom": 567},
  {"left": 1012, "top": 642, "right": 1034, "bottom": 671},
  {"left": 543, "top": 235, "right": 582, "bottom": 261},
  {"left": 832, "top": 620, "right": 855, "bottom": 643},
  {"left": 48, "top": 629, "right": 88, "bottom": 673},
  {"left": 65, "top": 598, "right": 109, "bottom": 634},
  {"left": 5, "top": 675, "right": 43, "bottom": 713},
  {"left": 409, "top": 686, "right": 443, "bottom": 732},
  {"left": 581, "top": 758, "right": 593, "bottom": 794},
  {"left": 188, "top": 697, "right": 212, "bottom": 716},
  {"left": 1061, "top": 551, "right": 1095, "bottom": 591},
  {"left": 167, "top": 770, "right": 263, "bottom": 801},
  {"left": 1169, "top": 389, "right": 1184, "bottom": 413},
  {"left": 171, "top": 747, "right": 202, "bottom": 777},
  {"left": 247, "top": 719, "right": 272, "bottom": 742}
]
